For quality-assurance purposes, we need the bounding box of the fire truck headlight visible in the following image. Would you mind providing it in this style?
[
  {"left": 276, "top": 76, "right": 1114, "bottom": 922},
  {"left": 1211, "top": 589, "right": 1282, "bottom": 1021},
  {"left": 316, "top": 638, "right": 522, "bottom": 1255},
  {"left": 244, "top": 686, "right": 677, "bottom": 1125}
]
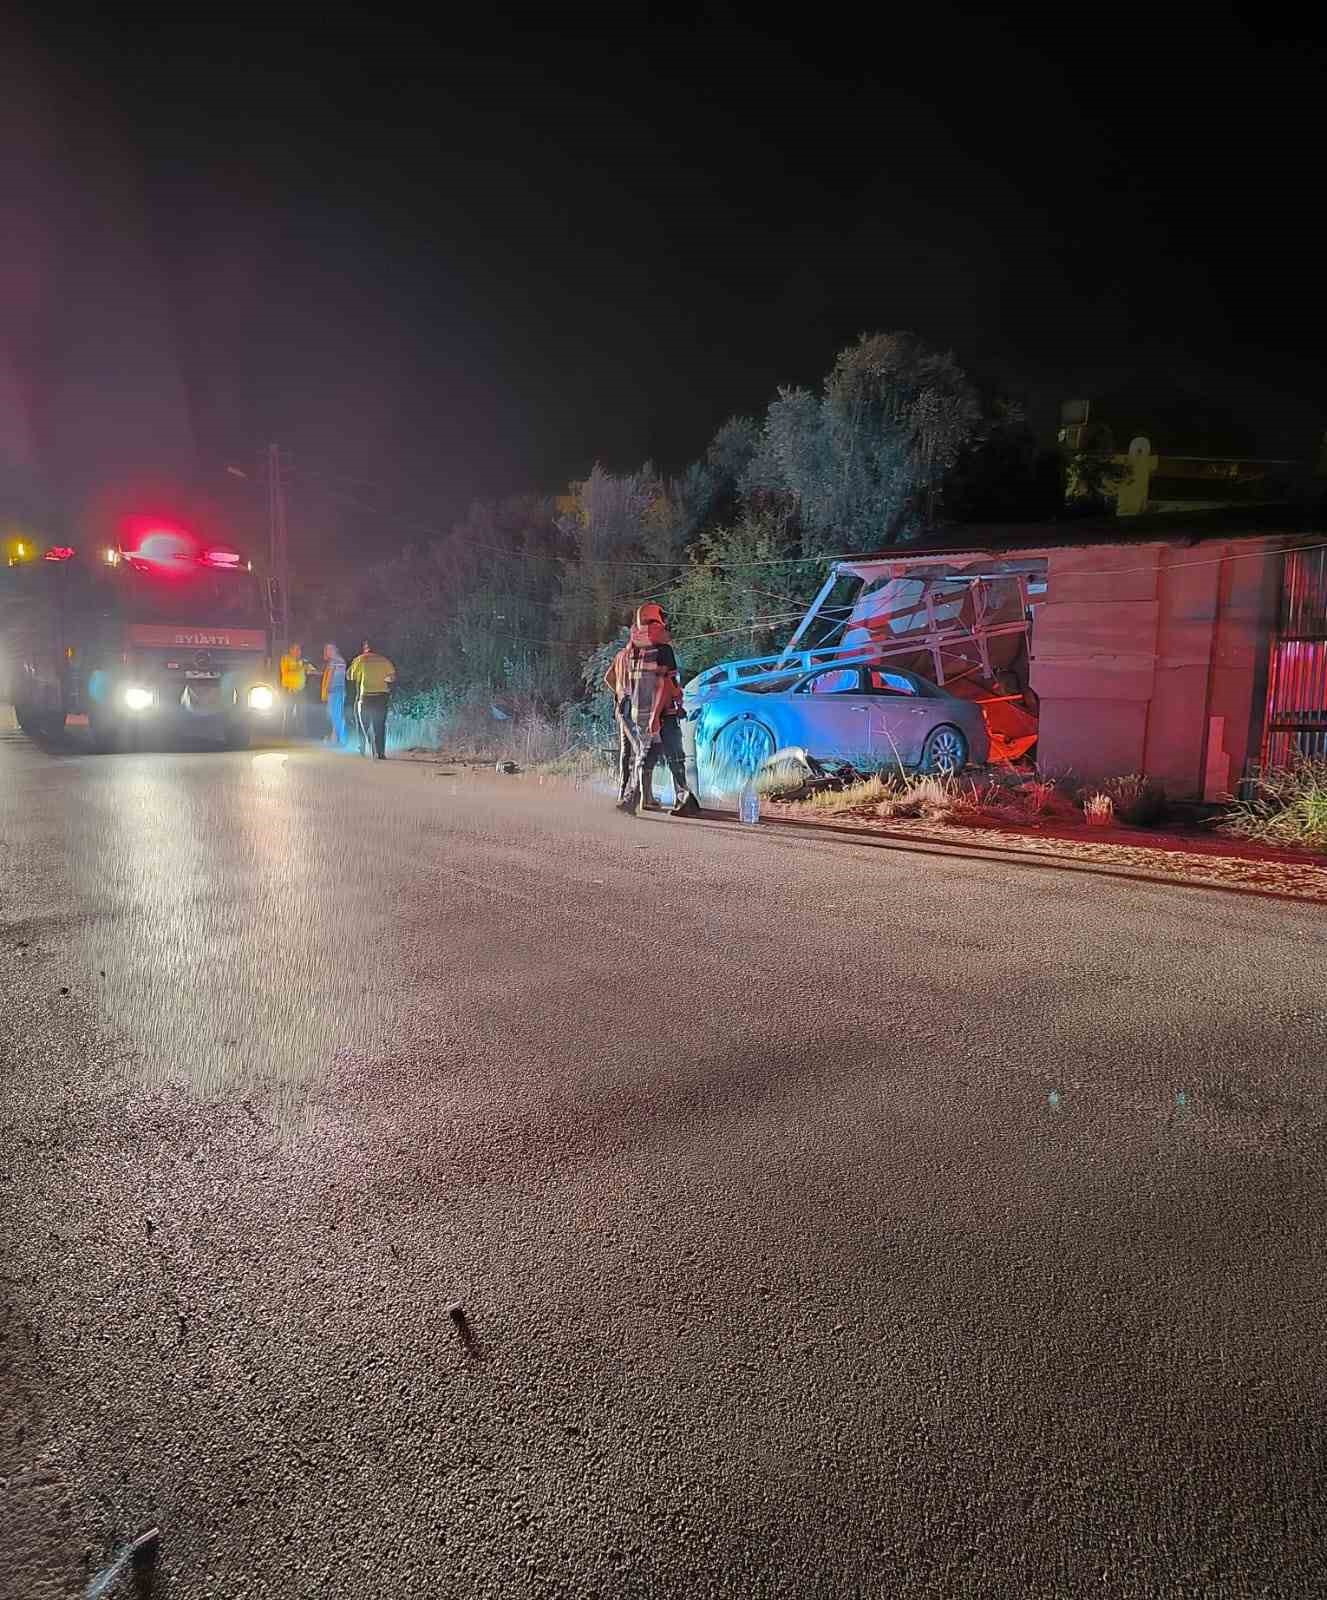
[
  {"left": 123, "top": 686, "right": 154, "bottom": 712},
  {"left": 247, "top": 684, "right": 275, "bottom": 712}
]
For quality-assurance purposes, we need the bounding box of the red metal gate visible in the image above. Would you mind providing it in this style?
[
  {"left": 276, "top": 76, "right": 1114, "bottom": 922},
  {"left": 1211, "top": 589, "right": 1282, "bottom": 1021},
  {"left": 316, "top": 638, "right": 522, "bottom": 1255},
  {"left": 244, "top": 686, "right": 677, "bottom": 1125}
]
[{"left": 1262, "top": 548, "right": 1327, "bottom": 765}]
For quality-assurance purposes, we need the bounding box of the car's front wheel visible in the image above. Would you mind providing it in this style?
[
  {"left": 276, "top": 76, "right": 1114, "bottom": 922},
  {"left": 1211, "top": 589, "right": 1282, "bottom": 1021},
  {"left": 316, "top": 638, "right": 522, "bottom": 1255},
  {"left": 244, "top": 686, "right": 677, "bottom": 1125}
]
[
  {"left": 712, "top": 715, "right": 776, "bottom": 782},
  {"left": 919, "top": 724, "right": 968, "bottom": 774}
]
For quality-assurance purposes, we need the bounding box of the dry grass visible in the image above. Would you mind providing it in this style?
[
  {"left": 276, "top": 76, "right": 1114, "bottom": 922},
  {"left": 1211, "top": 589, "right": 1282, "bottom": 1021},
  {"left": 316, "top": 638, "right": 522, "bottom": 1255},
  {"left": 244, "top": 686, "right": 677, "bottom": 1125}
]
[
  {"left": 1220, "top": 757, "right": 1327, "bottom": 850},
  {"left": 1103, "top": 772, "right": 1167, "bottom": 826},
  {"left": 802, "top": 773, "right": 894, "bottom": 813},
  {"left": 387, "top": 687, "right": 596, "bottom": 769},
  {"left": 786, "top": 764, "right": 1175, "bottom": 833},
  {"left": 1021, "top": 777, "right": 1061, "bottom": 816},
  {"left": 536, "top": 744, "right": 615, "bottom": 782},
  {"left": 884, "top": 775, "right": 969, "bottom": 821},
  {"left": 801, "top": 772, "right": 979, "bottom": 822},
  {"left": 1083, "top": 792, "right": 1115, "bottom": 826}
]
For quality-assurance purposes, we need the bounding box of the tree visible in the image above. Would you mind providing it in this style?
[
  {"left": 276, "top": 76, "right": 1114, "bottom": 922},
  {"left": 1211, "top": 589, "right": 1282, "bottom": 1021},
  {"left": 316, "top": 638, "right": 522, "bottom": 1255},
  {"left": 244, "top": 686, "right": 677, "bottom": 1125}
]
[
  {"left": 743, "top": 332, "right": 986, "bottom": 552},
  {"left": 948, "top": 397, "right": 1064, "bottom": 523},
  {"left": 554, "top": 463, "right": 671, "bottom": 653},
  {"left": 657, "top": 511, "right": 830, "bottom": 679},
  {"left": 678, "top": 414, "right": 763, "bottom": 537}
]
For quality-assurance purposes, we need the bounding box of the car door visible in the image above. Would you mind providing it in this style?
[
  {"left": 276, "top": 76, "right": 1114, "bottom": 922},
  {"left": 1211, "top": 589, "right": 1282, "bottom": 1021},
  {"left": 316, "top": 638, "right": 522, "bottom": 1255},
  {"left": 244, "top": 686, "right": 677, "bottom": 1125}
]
[
  {"left": 789, "top": 666, "right": 875, "bottom": 762},
  {"left": 863, "top": 667, "right": 931, "bottom": 765}
]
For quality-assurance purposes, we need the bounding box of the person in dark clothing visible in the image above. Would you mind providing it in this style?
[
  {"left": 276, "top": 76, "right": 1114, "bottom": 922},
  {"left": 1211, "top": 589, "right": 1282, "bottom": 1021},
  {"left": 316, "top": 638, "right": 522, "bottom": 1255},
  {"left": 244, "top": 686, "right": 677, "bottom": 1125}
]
[{"left": 607, "top": 603, "right": 700, "bottom": 817}]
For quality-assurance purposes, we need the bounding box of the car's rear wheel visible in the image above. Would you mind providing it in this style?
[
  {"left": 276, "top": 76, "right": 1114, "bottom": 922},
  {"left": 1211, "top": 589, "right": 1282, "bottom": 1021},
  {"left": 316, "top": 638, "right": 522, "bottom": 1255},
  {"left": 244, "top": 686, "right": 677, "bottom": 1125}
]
[
  {"left": 713, "top": 716, "right": 775, "bottom": 782},
  {"left": 920, "top": 724, "right": 968, "bottom": 774}
]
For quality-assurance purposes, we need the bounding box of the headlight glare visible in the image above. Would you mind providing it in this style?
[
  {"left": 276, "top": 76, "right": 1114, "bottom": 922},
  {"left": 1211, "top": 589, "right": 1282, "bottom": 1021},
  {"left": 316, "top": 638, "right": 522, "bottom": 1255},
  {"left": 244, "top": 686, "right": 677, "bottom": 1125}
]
[
  {"left": 123, "top": 686, "right": 154, "bottom": 712},
  {"left": 247, "top": 685, "right": 275, "bottom": 711}
]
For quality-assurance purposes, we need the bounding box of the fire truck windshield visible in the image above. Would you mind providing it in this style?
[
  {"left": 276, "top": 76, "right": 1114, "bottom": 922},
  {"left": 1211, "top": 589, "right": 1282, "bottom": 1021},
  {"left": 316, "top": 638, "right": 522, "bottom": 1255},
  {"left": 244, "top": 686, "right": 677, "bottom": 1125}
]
[{"left": 114, "top": 565, "right": 267, "bottom": 627}]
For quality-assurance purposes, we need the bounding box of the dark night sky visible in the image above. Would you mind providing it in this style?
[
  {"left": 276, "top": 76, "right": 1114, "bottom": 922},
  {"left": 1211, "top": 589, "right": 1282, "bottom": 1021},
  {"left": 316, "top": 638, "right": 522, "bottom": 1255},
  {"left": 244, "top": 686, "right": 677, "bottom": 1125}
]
[{"left": 3, "top": 4, "right": 1325, "bottom": 558}]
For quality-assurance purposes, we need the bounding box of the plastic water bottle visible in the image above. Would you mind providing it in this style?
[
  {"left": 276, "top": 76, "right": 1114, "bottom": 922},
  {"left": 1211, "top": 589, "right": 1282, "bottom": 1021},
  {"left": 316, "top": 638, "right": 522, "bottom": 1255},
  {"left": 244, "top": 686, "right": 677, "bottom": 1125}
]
[{"left": 739, "top": 780, "right": 760, "bottom": 826}]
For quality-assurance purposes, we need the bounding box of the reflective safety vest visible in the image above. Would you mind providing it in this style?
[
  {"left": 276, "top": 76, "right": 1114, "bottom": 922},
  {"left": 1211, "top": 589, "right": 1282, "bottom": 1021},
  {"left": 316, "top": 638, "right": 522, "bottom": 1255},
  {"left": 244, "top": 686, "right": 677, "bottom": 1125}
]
[
  {"left": 348, "top": 651, "right": 396, "bottom": 697},
  {"left": 279, "top": 653, "right": 310, "bottom": 692}
]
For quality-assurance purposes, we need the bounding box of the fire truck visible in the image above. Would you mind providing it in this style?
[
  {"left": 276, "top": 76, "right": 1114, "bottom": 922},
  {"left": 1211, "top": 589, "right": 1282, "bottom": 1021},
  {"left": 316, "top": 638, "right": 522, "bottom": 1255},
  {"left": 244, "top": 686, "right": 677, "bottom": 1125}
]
[{"left": 1, "top": 523, "right": 280, "bottom": 751}]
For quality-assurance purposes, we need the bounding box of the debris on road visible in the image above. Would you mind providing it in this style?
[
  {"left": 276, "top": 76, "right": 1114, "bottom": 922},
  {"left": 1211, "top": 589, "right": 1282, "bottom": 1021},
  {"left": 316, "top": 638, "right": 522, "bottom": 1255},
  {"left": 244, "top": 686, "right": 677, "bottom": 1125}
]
[
  {"left": 446, "top": 1301, "right": 479, "bottom": 1355},
  {"left": 758, "top": 748, "right": 863, "bottom": 803},
  {"left": 84, "top": 1526, "right": 159, "bottom": 1599}
]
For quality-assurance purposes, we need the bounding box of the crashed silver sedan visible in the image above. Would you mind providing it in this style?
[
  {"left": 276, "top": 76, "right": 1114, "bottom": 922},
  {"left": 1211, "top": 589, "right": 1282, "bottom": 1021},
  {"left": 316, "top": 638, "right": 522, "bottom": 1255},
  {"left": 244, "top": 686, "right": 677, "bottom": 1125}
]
[{"left": 687, "top": 662, "right": 989, "bottom": 781}]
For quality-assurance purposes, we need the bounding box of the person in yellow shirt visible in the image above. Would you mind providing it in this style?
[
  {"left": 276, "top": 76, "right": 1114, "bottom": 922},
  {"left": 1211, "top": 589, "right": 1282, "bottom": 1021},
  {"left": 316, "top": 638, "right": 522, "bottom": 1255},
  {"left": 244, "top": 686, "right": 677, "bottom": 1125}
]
[
  {"left": 278, "top": 642, "right": 314, "bottom": 736},
  {"left": 346, "top": 639, "right": 397, "bottom": 759}
]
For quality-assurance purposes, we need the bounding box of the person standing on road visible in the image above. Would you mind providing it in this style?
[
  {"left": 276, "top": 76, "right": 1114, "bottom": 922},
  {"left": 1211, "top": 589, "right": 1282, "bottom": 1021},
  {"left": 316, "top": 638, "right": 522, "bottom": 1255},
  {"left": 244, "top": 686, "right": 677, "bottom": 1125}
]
[
  {"left": 347, "top": 639, "right": 396, "bottom": 760},
  {"left": 320, "top": 642, "right": 347, "bottom": 747},
  {"left": 611, "top": 603, "right": 700, "bottom": 818},
  {"left": 278, "top": 642, "right": 314, "bottom": 736},
  {"left": 603, "top": 638, "right": 656, "bottom": 810}
]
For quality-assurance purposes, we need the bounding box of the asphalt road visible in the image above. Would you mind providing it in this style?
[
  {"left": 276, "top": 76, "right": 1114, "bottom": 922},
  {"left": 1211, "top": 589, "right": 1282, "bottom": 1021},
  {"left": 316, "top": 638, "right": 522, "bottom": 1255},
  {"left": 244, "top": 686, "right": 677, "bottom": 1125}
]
[{"left": 2, "top": 724, "right": 1325, "bottom": 1599}]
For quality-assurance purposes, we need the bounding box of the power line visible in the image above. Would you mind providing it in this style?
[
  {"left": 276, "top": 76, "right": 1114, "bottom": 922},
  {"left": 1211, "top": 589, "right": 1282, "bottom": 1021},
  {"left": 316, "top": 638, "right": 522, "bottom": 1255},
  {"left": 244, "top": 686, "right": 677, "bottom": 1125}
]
[
  {"left": 233, "top": 449, "right": 1327, "bottom": 582},
  {"left": 277, "top": 456, "right": 829, "bottom": 572}
]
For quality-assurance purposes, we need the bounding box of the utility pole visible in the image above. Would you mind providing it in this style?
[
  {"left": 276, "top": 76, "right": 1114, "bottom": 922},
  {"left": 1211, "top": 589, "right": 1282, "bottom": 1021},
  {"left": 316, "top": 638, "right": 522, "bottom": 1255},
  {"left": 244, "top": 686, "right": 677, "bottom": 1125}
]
[{"left": 267, "top": 442, "right": 289, "bottom": 647}]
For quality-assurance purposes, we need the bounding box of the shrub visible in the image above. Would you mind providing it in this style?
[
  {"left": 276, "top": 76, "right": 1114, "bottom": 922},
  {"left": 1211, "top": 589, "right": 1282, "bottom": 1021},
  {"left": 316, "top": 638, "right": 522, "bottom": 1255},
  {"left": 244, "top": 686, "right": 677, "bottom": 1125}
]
[
  {"left": 874, "top": 773, "right": 972, "bottom": 821},
  {"left": 1104, "top": 772, "right": 1167, "bottom": 826},
  {"left": 1220, "top": 758, "right": 1327, "bottom": 850},
  {"left": 1021, "top": 777, "right": 1059, "bottom": 816},
  {"left": 385, "top": 684, "right": 452, "bottom": 752},
  {"left": 1083, "top": 792, "right": 1115, "bottom": 826}
]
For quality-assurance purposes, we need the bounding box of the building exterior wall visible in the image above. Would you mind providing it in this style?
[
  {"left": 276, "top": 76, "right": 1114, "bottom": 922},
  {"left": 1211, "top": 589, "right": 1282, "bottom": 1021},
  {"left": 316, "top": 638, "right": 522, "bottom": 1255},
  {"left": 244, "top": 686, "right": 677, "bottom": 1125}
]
[
  {"left": 1030, "top": 539, "right": 1280, "bottom": 797},
  {"left": 1207, "top": 543, "right": 1280, "bottom": 785}
]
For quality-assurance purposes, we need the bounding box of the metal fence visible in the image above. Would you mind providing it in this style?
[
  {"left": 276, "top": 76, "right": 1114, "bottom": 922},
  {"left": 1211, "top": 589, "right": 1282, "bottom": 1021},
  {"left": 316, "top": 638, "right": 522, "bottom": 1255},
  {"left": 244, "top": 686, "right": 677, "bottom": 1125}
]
[{"left": 1262, "top": 548, "right": 1327, "bottom": 766}]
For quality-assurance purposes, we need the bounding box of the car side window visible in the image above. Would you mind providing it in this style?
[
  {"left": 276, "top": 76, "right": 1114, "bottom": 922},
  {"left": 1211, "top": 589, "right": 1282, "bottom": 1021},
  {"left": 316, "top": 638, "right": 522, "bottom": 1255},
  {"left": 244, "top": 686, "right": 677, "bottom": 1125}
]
[
  {"left": 867, "top": 669, "right": 917, "bottom": 695},
  {"left": 802, "top": 668, "right": 861, "bottom": 695}
]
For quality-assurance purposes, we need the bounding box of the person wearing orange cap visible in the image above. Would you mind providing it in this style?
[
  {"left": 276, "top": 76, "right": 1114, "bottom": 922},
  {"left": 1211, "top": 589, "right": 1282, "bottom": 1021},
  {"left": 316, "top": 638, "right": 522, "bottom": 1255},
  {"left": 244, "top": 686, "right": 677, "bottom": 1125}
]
[{"left": 606, "top": 603, "right": 700, "bottom": 818}]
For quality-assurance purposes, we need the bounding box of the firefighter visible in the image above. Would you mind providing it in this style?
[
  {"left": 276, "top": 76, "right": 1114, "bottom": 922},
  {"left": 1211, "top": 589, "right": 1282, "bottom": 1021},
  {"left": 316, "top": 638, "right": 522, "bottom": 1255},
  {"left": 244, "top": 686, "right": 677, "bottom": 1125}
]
[
  {"left": 609, "top": 603, "right": 700, "bottom": 817},
  {"left": 603, "top": 642, "right": 656, "bottom": 810},
  {"left": 347, "top": 639, "right": 396, "bottom": 759}
]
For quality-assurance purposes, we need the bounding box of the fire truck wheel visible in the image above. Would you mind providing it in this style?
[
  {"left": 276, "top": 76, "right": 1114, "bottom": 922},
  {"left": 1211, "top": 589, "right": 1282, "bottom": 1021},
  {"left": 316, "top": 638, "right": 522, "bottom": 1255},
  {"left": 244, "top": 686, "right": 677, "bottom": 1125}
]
[
  {"left": 88, "top": 710, "right": 123, "bottom": 753},
  {"left": 15, "top": 702, "right": 63, "bottom": 739}
]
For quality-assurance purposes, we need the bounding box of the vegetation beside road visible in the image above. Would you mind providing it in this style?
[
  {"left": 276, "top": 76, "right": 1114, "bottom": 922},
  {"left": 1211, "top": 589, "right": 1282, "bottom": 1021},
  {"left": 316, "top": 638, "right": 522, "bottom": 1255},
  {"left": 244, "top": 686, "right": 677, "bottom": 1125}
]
[
  {"left": 762, "top": 767, "right": 1327, "bottom": 898},
  {"left": 303, "top": 332, "right": 1066, "bottom": 753},
  {"left": 1219, "top": 757, "right": 1327, "bottom": 850},
  {"left": 776, "top": 765, "right": 1171, "bottom": 830}
]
